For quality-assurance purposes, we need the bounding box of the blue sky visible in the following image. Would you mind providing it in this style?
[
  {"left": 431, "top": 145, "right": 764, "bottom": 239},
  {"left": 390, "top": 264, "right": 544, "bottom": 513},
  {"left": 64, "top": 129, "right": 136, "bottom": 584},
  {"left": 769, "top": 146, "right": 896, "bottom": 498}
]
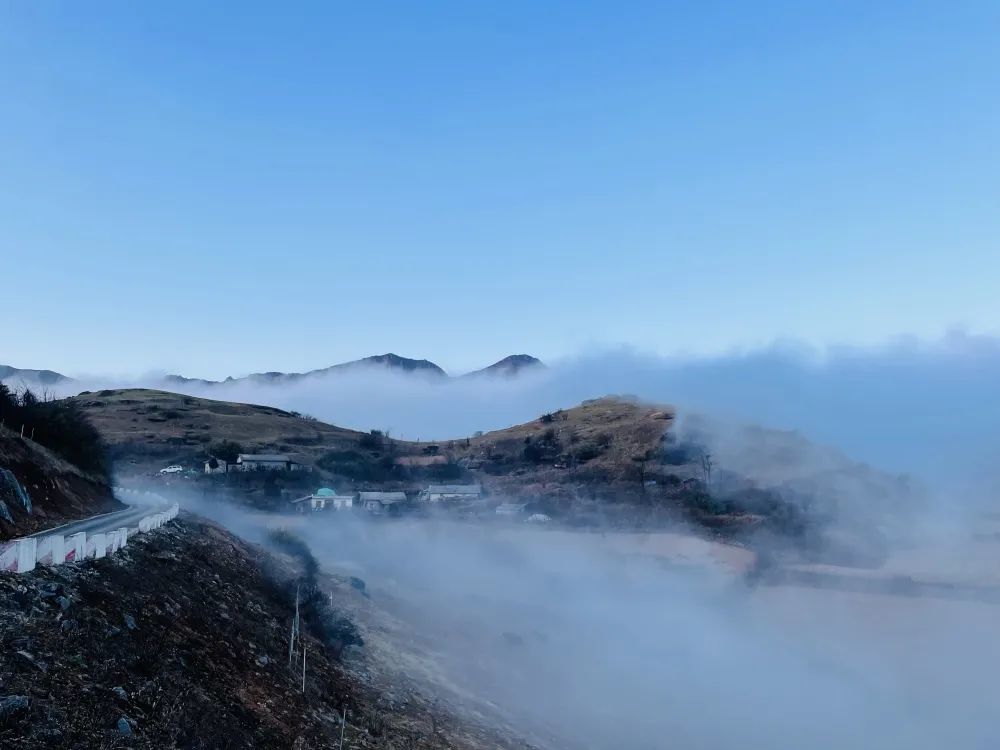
[{"left": 2, "top": 1, "right": 999, "bottom": 378}]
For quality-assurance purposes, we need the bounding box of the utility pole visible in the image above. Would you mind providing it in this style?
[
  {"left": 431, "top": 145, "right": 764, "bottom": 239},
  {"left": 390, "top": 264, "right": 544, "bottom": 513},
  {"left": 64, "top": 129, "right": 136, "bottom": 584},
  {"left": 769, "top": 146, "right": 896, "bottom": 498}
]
[
  {"left": 338, "top": 708, "right": 347, "bottom": 749},
  {"left": 301, "top": 644, "right": 306, "bottom": 693},
  {"left": 288, "top": 584, "right": 300, "bottom": 667},
  {"left": 701, "top": 453, "right": 714, "bottom": 487}
]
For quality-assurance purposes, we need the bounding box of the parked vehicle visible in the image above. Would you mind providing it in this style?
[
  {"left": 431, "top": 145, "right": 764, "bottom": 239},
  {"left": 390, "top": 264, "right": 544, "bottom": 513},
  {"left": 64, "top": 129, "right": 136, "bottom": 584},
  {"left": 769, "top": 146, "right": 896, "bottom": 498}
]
[{"left": 158, "top": 465, "right": 183, "bottom": 475}]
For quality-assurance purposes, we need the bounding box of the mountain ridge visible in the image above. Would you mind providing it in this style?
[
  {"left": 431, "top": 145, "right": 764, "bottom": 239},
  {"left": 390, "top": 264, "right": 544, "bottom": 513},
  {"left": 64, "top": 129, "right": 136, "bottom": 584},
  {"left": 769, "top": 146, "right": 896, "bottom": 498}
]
[
  {"left": 164, "top": 353, "right": 544, "bottom": 386},
  {"left": 2, "top": 353, "right": 545, "bottom": 390},
  {"left": 0, "top": 364, "right": 71, "bottom": 386}
]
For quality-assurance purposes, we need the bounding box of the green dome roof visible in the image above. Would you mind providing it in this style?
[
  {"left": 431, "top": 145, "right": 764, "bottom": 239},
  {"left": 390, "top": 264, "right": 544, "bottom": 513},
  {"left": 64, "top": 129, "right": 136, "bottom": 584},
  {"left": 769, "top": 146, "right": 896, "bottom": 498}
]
[{"left": 315, "top": 487, "right": 336, "bottom": 496}]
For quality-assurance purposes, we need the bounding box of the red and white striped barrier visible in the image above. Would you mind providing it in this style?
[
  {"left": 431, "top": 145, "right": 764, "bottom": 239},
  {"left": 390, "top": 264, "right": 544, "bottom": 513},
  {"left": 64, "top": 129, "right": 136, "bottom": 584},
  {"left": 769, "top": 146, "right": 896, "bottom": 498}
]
[
  {"left": 35, "top": 534, "right": 66, "bottom": 566},
  {"left": 65, "top": 532, "right": 86, "bottom": 562},
  {"left": 1, "top": 502, "right": 179, "bottom": 575},
  {"left": 1, "top": 537, "right": 38, "bottom": 573}
]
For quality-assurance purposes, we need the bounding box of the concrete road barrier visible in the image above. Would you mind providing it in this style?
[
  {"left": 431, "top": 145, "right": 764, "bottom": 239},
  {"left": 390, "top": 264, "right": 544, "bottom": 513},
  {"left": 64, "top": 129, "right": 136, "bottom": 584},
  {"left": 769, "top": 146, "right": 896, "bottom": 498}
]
[
  {"left": 1, "top": 538, "right": 37, "bottom": 572},
  {"left": 87, "top": 533, "right": 108, "bottom": 559},
  {"left": 65, "top": 532, "right": 86, "bottom": 562},
  {"left": 3, "top": 500, "right": 179, "bottom": 574},
  {"left": 35, "top": 534, "right": 66, "bottom": 566}
]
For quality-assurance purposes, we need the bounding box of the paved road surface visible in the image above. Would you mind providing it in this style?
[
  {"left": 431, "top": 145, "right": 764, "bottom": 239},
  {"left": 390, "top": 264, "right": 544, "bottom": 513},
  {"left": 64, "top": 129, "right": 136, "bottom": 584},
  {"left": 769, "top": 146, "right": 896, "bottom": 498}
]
[{"left": 28, "top": 503, "right": 170, "bottom": 538}]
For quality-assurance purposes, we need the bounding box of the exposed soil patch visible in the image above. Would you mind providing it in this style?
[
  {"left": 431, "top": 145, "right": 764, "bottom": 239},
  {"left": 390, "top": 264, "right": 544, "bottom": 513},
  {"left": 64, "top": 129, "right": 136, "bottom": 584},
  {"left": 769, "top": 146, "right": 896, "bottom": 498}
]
[{"left": 0, "top": 431, "right": 120, "bottom": 540}]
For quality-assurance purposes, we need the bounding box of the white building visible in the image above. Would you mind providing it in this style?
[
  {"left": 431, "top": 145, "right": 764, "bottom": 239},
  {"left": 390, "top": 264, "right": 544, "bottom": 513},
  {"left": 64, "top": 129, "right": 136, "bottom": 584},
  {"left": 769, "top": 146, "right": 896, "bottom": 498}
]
[
  {"left": 235, "top": 454, "right": 305, "bottom": 472},
  {"left": 419, "top": 484, "right": 482, "bottom": 503},
  {"left": 312, "top": 487, "right": 353, "bottom": 510},
  {"left": 359, "top": 491, "right": 407, "bottom": 514},
  {"left": 291, "top": 487, "right": 352, "bottom": 512}
]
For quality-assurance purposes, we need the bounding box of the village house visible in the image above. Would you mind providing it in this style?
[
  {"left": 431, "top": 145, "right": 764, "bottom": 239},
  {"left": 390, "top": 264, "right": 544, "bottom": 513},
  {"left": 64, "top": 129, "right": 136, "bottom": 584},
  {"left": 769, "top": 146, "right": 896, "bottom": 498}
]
[
  {"left": 495, "top": 502, "right": 528, "bottom": 517},
  {"left": 418, "top": 484, "right": 482, "bottom": 503},
  {"left": 358, "top": 491, "right": 407, "bottom": 514},
  {"left": 290, "top": 487, "right": 352, "bottom": 512},
  {"left": 235, "top": 453, "right": 306, "bottom": 472}
]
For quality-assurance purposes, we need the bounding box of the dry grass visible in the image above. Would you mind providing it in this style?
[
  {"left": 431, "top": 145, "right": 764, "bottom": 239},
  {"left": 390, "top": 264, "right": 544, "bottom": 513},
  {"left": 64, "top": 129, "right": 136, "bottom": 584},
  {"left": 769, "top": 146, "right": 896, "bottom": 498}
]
[{"left": 70, "top": 388, "right": 366, "bottom": 469}]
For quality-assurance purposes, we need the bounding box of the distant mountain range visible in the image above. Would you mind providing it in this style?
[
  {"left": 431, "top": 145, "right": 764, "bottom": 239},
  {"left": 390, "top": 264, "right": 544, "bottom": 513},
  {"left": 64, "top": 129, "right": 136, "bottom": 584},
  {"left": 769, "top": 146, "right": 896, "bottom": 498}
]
[
  {"left": 0, "top": 364, "right": 71, "bottom": 386},
  {"left": 1, "top": 353, "right": 544, "bottom": 388},
  {"left": 165, "top": 353, "right": 544, "bottom": 386}
]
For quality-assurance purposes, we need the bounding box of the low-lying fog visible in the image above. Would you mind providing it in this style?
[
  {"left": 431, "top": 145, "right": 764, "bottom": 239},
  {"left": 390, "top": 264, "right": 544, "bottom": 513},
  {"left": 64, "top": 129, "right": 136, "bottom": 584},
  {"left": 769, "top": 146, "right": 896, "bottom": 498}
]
[
  {"left": 172, "top": 491, "right": 1000, "bottom": 750},
  {"left": 307, "top": 519, "right": 1000, "bottom": 750}
]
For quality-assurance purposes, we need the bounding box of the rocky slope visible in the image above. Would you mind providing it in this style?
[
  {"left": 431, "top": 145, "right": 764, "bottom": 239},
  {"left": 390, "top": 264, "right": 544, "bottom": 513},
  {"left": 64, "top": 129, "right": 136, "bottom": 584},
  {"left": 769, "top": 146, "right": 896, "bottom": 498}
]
[
  {"left": 0, "top": 515, "right": 529, "bottom": 749},
  {"left": 0, "top": 428, "right": 120, "bottom": 540}
]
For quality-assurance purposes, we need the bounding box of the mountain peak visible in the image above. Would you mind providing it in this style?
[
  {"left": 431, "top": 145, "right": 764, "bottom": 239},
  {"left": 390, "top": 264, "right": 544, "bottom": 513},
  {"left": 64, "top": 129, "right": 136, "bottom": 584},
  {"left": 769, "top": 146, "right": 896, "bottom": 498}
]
[
  {"left": 465, "top": 354, "right": 544, "bottom": 378},
  {"left": 319, "top": 353, "right": 448, "bottom": 378},
  {"left": 0, "top": 364, "right": 71, "bottom": 386}
]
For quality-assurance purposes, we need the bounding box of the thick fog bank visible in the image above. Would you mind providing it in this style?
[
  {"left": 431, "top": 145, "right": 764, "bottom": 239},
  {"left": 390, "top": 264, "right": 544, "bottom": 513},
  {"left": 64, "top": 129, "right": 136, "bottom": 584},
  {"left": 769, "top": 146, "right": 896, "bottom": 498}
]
[{"left": 295, "top": 517, "right": 999, "bottom": 750}]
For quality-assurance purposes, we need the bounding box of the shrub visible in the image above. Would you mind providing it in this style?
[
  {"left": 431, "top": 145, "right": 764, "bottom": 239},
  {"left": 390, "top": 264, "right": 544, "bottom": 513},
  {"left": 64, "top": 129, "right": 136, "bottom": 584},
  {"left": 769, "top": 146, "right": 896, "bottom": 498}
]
[
  {"left": 574, "top": 444, "right": 603, "bottom": 462},
  {"left": 209, "top": 440, "right": 243, "bottom": 463},
  {"left": 0, "top": 385, "right": 109, "bottom": 478},
  {"left": 423, "top": 460, "right": 463, "bottom": 481},
  {"left": 358, "top": 429, "right": 384, "bottom": 450}
]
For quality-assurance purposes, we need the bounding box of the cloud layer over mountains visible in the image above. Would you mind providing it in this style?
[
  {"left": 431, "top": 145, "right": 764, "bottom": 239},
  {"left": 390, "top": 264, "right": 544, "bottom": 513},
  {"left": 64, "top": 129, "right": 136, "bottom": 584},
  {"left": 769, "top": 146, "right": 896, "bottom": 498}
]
[{"left": 6, "top": 331, "right": 1000, "bottom": 489}]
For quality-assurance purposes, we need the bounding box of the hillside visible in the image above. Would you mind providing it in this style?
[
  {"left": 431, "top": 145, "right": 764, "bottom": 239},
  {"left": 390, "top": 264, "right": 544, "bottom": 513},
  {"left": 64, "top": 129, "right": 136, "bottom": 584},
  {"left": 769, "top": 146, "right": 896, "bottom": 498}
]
[
  {"left": 0, "top": 428, "right": 120, "bottom": 539},
  {"left": 70, "top": 389, "right": 674, "bottom": 482},
  {"left": 70, "top": 388, "right": 912, "bottom": 549},
  {"left": 0, "top": 516, "right": 528, "bottom": 749},
  {"left": 69, "top": 388, "right": 368, "bottom": 469},
  {"left": 455, "top": 396, "right": 675, "bottom": 485}
]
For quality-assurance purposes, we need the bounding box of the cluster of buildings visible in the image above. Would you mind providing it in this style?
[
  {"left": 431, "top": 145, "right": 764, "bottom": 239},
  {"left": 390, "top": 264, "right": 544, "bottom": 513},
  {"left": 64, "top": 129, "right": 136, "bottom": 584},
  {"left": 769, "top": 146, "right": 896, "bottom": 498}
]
[
  {"left": 205, "top": 453, "right": 551, "bottom": 522},
  {"left": 289, "top": 484, "right": 548, "bottom": 522},
  {"left": 291, "top": 484, "right": 484, "bottom": 513}
]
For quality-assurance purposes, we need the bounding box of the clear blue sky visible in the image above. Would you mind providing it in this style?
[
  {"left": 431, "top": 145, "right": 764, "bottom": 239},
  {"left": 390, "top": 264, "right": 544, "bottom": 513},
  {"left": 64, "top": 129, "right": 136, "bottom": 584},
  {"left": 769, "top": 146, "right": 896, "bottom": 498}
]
[{"left": 2, "top": 1, "right": 999, "bottom": 378}]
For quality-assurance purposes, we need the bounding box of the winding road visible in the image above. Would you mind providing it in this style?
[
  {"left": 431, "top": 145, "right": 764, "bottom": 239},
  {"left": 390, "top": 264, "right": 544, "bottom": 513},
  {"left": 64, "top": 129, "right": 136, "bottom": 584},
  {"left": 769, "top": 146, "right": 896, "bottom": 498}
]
[{"left": 28, "top": 502, "right": 171, "bottom": 538}]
